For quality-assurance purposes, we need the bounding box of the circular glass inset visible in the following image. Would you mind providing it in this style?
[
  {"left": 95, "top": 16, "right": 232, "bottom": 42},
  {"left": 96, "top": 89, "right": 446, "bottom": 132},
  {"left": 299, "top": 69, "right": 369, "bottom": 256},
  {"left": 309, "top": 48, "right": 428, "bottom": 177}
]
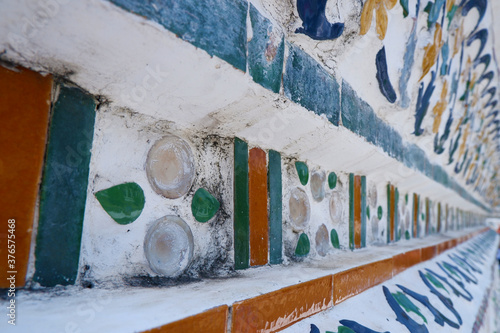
[
  {"left": 315, "top": 224, "right": 329, "bottom": 257},
  {"left": 329, "top": 192, "right": 343, "bottom": 223},
  {"left": 310, "top": 170, "right": 326, "bottom": 202},
  {"left": 289, "top": 187, "right": 310, "bottom": 230},
  {"left": 146, "top": 135, "right": 195, "bottom": 199},
  {"left": 144, "top": 215, "right": 194, "bottom": 277}
]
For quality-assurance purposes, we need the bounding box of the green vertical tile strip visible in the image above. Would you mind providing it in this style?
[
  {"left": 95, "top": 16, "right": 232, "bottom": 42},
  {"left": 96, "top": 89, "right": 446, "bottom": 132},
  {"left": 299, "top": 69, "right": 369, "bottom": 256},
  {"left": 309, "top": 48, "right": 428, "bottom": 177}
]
[
  {"left": 349, "top": 173, "right": 354, "bottom": 250},
  {"left": 34, "top": 84, "right": 96, "bottom": 287},
  {"left": 426, "top": 198, "right": 430, "bottom": 235},
  {"left": 361, "top": 176, "right": 367, "bottom": 248},
  {"left": 268, "top": 150, "right": 282, "bottom": 264},
  {"left": 395, "top": 188, "right": 400, "bottom": 242},
  {"left": 387, "top": 184, "right": 391, "bottom": 244},
  {"left": 234, "top": 137, "right": 249, "bottom": 270}
]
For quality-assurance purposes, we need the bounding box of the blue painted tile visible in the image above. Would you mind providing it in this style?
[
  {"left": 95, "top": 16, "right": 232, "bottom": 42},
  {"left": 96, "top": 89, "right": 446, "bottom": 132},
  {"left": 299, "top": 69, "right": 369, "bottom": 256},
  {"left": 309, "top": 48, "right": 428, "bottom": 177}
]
[
  {"left": 108, "top": 0, "right": 247, "bottom": 71},
  {"left": 284, "top": 44, "right": 340, "bottom": 125},
  {"left": 248, "top": 5, "right": 284, "bottom": 93}
]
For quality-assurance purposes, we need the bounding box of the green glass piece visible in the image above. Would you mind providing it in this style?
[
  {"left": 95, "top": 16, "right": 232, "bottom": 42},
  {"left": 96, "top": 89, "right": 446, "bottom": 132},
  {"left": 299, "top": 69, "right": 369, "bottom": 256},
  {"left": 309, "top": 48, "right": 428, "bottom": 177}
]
[
  {"left": 295, "top": 161, "right": 309, "bottom": 185},
  {"left": 330, "top": 229, "right": 340, "bottom": 249},
  {"left": 425, "top": 273, "right": 449, "bottom": 294},
  {"left": 338, "top": 327, "right": 356, "bottom": 333},
  {"left": 95, "top": 183, "right": 145, "bottom": 225},
  {"left": 234, "top": 137, "right": 250, "bottom": 269},
  {"left": 328, "top": 172, "right": 337, "bottom": 189},
  {"left": 295, "top": 233, "right": 310, "bottom": 256},
  {"left": 405, "top": 193, "right": 409, "bottom": 204},
  {"left": 268, "top": 150, "right": 283, "bottom": 264},
  {"left": 191, "top": 188, "right": 220, "bottom": 222},
  {"left": 366, "top": 206, "right": 371, "bottom": 219},
  {"left": 422, "top": 213, "right": 425, "bottom": 220},
  {"left": 405, "top": 230, "right": 410, "bottom": 240},
  {"left": 377, "top": 206, "right": 383, "bottom": 219},
  {"left": 34, "top": 84, "right": 96, "bottom": 287},
  {"left": 392, "top": 291, "right": 427, "bottom": 323}
]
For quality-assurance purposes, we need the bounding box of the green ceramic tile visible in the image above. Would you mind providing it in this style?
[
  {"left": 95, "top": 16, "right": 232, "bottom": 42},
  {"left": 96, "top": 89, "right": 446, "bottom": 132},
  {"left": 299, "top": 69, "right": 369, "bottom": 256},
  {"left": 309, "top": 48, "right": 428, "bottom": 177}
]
[
  {"left": 268, "top": 150, "right": 282, "bottom": 264},
  {"left": 248, "top": 5, "right": 284, "bottom": 93},
  {"left": 387, "top": 184, "right": 391, "bottom": 244},
  {"left": 366, "top": 206, "right": 371, "bottom": 219},
  {"left": 95, "top": 182, "right": 145, "bottom": 225},
  {"left": 405, "top": 230, "right": 410, "bottom": 240},
  {"left": 361, "top": 176, "right": 367, "bottom": 248},
  {"left": 34, "top": 83, "right": 96, "bottom": 287},
  {"left": 328, "top": 172, "right": 337, "bottom": 189},
  {"left": 295, "top": 233, "right": 310, "bottom": 256},
  {"left": 234, "top": 137, "right": 249, "bottom": 269},
  {"left": 395, "top": 187, "right": 399, "bottom": 242},
  {"left": 295, "top": 161, "right": 309, "bottom": 185},
  {"left": 330, "top": 228, "right": 340, "bottom": 249},
  {"left": 191, "top": 188, "right": 220, "bottom": 222},
  {"left": 378, "top": 206, "right": 383, "bottom": 219},
  {"left": 348, "top": 173, "right": 354, "bottom": 250}
]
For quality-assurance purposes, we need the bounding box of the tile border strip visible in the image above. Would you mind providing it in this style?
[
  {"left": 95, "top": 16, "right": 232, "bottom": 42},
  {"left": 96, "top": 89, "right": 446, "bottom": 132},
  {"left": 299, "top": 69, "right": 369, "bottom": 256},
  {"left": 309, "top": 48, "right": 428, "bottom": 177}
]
[{"left": 141, "top": 227, "right": 490, "bottom": 333}]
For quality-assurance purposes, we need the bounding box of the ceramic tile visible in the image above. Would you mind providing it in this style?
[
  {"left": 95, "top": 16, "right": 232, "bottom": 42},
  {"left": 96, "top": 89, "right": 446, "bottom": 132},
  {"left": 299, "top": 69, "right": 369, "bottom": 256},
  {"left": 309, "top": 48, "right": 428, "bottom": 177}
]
[
  {"left": 0, "top": 66, "right": 52, "bottom": 288},
  {"left": 249, "top": 147, "right": 268, "bottom": 266},
  {"left": 268, "top": 150, "right": 282, "bottom": 264},
  {"left": 234, "top": 137, "right": 250, "bottom": 269}
]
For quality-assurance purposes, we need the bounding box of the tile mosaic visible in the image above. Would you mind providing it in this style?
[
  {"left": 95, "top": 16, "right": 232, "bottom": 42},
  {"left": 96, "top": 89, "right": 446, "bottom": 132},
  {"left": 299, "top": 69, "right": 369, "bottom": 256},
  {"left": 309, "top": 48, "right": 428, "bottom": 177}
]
[
  {"left": 334, "top": 258, "right": 394, "bottom": 304},
  {"left": 191, "top": 188, "right": 220, "bottom": 223},
  {"left": 248, "top": 4, "right": 284, "bottom": 93},
  {"left": 109, "top": 0, "right": 247, "bottom": 71},
  {"left": 0, "top": 66, "right": 52, "bottom": 288},
  {"left": 146, "top": 135, "right": 195, "bottom": 199},
  {"left": 34, "top": 83, "right": 96, "bottom": 287},
  {"left": 142, "top": 305, "right": 228, "bottom": 333},
  {"left": 284, "top": 44, "right": 340, "bottom": 125},
  {"left": 295, "top": 233, "right": 311, "bottom": 256},
  {"left": 232, "top": 276, "right": 333, "bottom": 333},
  {"left": 95, "top": 182, "right": 145, "bottom": 225},
  {"left": 268, "top": 150, "right": 283, "bottom": 264},
  {"left": 234, "top": 138, "right": 250, "bottom": 270},
  {"left": 143, "top": 215, "right": 194, "bottom": 277},
  {"left": 249, "top": 147, "right": 268, "bottom": 266}
]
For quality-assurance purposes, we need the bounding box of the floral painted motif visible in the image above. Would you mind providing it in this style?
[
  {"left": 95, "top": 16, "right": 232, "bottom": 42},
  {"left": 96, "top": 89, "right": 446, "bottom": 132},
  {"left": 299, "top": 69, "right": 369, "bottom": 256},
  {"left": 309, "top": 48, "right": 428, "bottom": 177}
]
[{"left": 360, "top": 0, "right": 397, "bottom": 40}]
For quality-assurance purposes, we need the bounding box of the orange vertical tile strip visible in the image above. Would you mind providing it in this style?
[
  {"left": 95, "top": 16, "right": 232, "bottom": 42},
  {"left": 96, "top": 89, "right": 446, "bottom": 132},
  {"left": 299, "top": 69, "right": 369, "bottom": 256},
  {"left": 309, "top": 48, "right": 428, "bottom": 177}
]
[
  {"left": 232, "top": 276, "right": 333, "bottom": 333},
  {"left": 390, "top": 185, "right": 395, "bottom": 242},
  {"left": 0, "top": 66, "right": 52, "bottom": 288},
  {"left": 141, "top": 305, "right": 228, "bottom": 333},
  {"left": 248, "top": 147, "right": 268, "bottom": 266},
  {"left": 334, "top": 258, "right": 393, "bottom": 305},
  {"left": 354, "top": 175, "right": 362, "bottom": 248}
]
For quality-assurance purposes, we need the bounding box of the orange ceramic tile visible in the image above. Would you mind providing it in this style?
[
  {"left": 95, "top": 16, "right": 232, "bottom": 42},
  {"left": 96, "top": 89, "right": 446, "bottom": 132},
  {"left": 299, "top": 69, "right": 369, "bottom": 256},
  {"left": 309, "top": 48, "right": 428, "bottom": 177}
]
[
  {"left": 354, "top": 175, "right": 362, "bottom": 248},
  {"left": 390, "top": 185, "right": 395, "bottom": 241},
  {"left": 0, "top": 66, "right": 52, "bottom": 288},
  {"left": 393, "top": 249, "right": 421, "bottom": 276},
  {"left": 248, "top": 147, "right": 268, "bottom": 266},
  {"left": 334, "top": 258, "right": 393, "bottom": 305},
  {"left": 232, "top": 276, "right": 333, "bottom": 333},
  {"left": 142, "top": 305, "right": 228, "bottom": 333},
  {"left": 437, "top": 241, "right": 448, "bottom": 254},
  {"left": 421, "top": 245, "right": 437, "bottom": 262}
]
